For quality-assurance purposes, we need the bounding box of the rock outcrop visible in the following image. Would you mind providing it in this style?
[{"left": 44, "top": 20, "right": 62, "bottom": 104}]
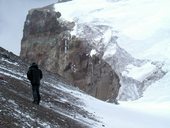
[{"left": 20, "top": 5, "right": 120, "bottom": 102}]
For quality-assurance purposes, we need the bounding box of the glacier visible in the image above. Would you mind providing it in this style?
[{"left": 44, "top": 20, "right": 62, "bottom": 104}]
[{"left": 54, "top": 0, "right": 169, "bottom": 101}]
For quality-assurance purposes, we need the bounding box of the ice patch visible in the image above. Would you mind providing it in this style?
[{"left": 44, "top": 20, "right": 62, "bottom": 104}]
[
  {"left": 102, "top": 29, "right": 112, "bottom": 45},
  {"left": 90, "top": 49, "right": 97, "bottom": 57},
  {"left": 0, "top": 66, "right": 26, "bottom": 80},
  {"left": 122, "top": 62, "right": 157, "bottom": 82},
  {"left": 1, "top": 58, "right": 19, "bottom": 66},
  {"left": 103, "top": 43, "right": 117, "bottom": 59}
]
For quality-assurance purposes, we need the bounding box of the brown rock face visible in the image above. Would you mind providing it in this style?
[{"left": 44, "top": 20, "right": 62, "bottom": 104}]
[{"left": 20, "top": 5, "right": 120, "bottom": 102}]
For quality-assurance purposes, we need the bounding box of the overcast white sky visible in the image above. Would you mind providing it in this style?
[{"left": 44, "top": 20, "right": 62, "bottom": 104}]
[{"left": 0, "top": 0, "right": 58, "bottom": 55}]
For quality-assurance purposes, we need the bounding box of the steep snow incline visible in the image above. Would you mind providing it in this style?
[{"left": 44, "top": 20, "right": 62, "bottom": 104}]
[
  {"left": 0, "top": 48, "right": 100, "bottom": 128},
  {"left": 54, "top": 0, "right": 169, "bottom": 101},
  {"left": 0, "top": 49, "right": 170, "bottom": 128}
]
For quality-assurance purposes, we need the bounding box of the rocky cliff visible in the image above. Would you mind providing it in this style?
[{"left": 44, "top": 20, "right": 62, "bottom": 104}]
[{"left": 20, "top": 4, "right": 120, "bottom": 102}]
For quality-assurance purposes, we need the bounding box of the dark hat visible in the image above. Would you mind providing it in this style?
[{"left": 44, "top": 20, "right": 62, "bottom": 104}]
[{"left": 31, "top": 62, "right": 38, "bottom": 68}]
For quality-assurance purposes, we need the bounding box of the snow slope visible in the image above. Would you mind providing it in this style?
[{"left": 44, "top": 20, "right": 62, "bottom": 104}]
[
  {"left": 1, "top": 49, "right": 170, "bottom": 128},
  {"left": 74, "top": 89, "right": 170, "bottom": 128},
  {"left": 42, "top": 74, "right": 170, "bottom": 128},
  {"left": 54, "top": 0, "right": 170, "bottom": 127}
]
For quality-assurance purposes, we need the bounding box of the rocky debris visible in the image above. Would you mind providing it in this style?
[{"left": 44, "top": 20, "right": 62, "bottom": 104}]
[
  {"left": 20, "top": 4, "right": 121, "bottom": 102},
  {"left": 0, "top": 75, "right": 4, "bottom": 80},
  {"left": 0, "top": 76, "right": 91, "bottom": 128},
  {"left": 0, "top": 47, "right": 101, "bottom": 128}
]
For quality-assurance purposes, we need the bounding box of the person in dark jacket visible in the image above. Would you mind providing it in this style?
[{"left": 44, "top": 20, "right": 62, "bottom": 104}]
[{"left": 27, "top": 62, "right": 43, "bottom": 105}]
